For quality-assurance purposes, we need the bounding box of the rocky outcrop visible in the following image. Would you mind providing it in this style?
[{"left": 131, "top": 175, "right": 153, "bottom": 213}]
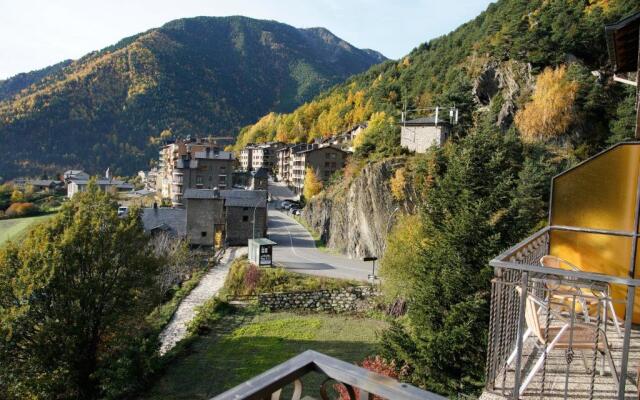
[
  {"left": 473, "top": 60, "right": 534, "bottom": 128},
  {"left": 303, "top": 158, "right": 406, "bottom": 259}
]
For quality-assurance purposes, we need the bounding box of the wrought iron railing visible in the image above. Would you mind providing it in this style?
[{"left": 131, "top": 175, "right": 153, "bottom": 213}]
[
  {"left": 211, "top": 350, "right": 444, "bottom": 400},
  {"left": 485, "top": 226, "right": 640, "bottom": 399}
]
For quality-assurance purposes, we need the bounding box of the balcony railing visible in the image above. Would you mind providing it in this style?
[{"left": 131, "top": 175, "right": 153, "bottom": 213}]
[
  {"left": 212, "top": 350, "right": 444, "bottom": 400},
  {"left": 484, "top": 226, "right": 640, "bottom": 400}
]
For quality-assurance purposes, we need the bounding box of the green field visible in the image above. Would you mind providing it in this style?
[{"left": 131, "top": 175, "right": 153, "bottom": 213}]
[
  {"left": 144, "top": 311, "right": 387, "bottom": 399},
  {"left": 0, "top": 214, "right": 54, "bottom": 246}
]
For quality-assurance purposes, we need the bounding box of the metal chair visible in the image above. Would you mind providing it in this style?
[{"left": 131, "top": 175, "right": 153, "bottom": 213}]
[
  {"left": 540, "top": 255, "right": 622, "bottom": 337},
  {"left": 509, "top": 287, "right": 618, "bottom": 396}
]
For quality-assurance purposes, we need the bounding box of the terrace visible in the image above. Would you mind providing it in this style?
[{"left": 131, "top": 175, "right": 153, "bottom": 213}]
[{"left": 481, "top": 142, "right": 640, "bottom": 400}]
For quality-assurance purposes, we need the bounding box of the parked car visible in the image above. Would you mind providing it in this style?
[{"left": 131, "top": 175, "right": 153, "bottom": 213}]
[{"left": 117, "top": 206, "right": 128, "bottom": 216}]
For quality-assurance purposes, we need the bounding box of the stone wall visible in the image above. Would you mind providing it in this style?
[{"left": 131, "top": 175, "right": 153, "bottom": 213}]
[{"left": 258, "top": 286, "right": 378, "bottom": 313}]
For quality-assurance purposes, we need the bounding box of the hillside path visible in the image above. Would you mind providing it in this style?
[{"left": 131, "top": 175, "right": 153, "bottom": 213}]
[{"left": 158, "top": 246, "right": 246, "bottom": 355}]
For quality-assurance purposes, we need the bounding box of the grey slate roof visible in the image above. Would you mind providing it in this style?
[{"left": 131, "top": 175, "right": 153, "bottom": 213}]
[
  {"left": 141, "top": 208, "right": 186, "bottom": 237},
  {"left": 183, "top": 188, "right": 267, "bottom": 207},
  {"left": 251, "top": 168, "right": 269, "bottom": 178},
  {"left": 298, "top": 145, "right": 347, "bottom": 155},
  {"left": 27, "top": 179, "right": 62, "bottom": 187},
  {"left": 402, "top": 116, "right": 451, "bottom": 126},
  {"left": 184, "top": 188, "right": 221, "bottom": 199},
  {"left": 220, "top": 189, "right": 267, "bottom": 208}
]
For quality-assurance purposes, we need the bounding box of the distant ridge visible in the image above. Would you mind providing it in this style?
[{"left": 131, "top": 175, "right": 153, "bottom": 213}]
[{"left": 0, "top": 16, "right": 386, "bottom": 179}]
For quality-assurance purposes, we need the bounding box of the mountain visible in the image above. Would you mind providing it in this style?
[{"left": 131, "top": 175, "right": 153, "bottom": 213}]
[
  {"left": 0, "top": 60, "right": 73, "bottom": 101},
  {"left": 232, "top": 0, "right": 640, "bottom": 396},
  {"left": 235, "top": 0, "right": 639, "bottom": 151},
  {"left": 0, "top": 16, "right": 386, "bottom": 180}
]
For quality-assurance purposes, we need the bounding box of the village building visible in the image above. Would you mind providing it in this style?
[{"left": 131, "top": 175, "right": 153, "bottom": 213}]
[
  {"left": 141, "top": 188, "right": 267, "bottom": 247},
  {"left": 400, "top": 116, "right": 451, "bottom": 153},
  {"left": 67, "top": 178, "right": 134, "bottom": 198},
  {"left": 239, "top": 142, "right": 286, "bottom": 171},
  {"left": 63, "top": 170, "right": 90, "bottom": 183},
  {"left": 319, "top": 123, "right": 367, "bottom": 152},
  {"left": 156, "top": 137, "right": 236, "bottom": 207},
  {"left": 276, "top": 144, "right": 347, "bottom": 193}
]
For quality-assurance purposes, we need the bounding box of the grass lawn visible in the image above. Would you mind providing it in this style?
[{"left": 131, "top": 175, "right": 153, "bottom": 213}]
[
  {"left": 144, "top": 311, "right": 387, "bottom": 399},
  {"left": 0, "top": 214, "right": 54, "bottom": 247}
]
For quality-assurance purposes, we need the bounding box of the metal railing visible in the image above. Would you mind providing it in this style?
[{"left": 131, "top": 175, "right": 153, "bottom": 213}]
[
  {"left": 485, "top": 226, "right": 640, "bottom": 399},
  {"left": 212, "top": 350, "right": 444, "bottom": 400}
]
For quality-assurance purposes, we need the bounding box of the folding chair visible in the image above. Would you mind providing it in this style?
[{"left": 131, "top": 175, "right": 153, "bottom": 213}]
[{"left": 509, "top": 287, "right": 618, "bottom": 396}]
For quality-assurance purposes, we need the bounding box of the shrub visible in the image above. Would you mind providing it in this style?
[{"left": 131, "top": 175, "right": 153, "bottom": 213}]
[
  {"left": 335, "top": 356, "right": 403, "bottom": 400},
  {"left": 4, "top": 202, "right": 39, "bottom": 218},
  {"left": 221, "top": 257, "right": 356, "bottom": 298},
  {"left": 187, "top": 298, "right": 233, "bottom": 335}
]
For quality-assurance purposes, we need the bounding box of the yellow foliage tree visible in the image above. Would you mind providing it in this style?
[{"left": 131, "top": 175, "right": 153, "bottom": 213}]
[
  {"left": 515, "top": 65, "right": 579, "bottom": 142},
  {"left": 303, "top": 167, "right": 323, "bottom": 200},
  {"left": 379, "top": 213, "right": 426, "bottom": 300},
  {"left": 11, "top": 189, "right": 24, "bottom": 203},
  {"left": 390, "top": 168, "right": 406, "bottom": 201}
]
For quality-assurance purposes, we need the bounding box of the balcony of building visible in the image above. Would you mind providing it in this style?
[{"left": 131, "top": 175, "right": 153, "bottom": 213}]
[
  {"left": 213, "top": 350, "right": 443, "bottom": 400},
  {"left": 481, "top": 142, "right": 640, "bottom": 400}
]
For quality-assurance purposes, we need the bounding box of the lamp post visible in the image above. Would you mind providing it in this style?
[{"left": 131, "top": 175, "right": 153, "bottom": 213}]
[
  {"left": 252, "top": 198, "right": 266, "bottom": 239},
  {"left": 363, "top": 256, "right": 378, "bottom": 284}
]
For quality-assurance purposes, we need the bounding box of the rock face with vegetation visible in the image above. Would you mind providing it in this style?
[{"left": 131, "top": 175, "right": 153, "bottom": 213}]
[
  {"left": 242, "top": 0, "right": 640, "bottom": 396},
  {"left": 0, "top": 16, "right": 385, "bottom": 179},
  {"left": 303, "top": 158, "right": 407, "bottom": 259}
]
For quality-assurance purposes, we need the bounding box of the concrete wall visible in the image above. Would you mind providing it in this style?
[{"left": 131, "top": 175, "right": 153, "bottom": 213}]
[
  {"left": 225, "top": 206, "right": 267, "bottom": 246},
  {"left": 185, "top": 198, "right": 225, "bottom": 246},
  {"left": 400, "top": 125, "right": 449, "bottom": 153},
  {"left": 258, "top": 286, "right": 378, "bottom": 313}
]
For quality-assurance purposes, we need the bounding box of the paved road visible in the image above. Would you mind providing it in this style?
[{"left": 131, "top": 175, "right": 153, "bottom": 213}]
[{"left": 267, "top": 180, "right": 373, "bottom": 282}]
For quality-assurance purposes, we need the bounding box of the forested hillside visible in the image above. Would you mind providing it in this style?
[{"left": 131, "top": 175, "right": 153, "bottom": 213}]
[
  {"left": 236, "top": 0, "right": 640, "bottom": 396},
  {"left": 0, "top": 16, "right": 385, "bottom": 180},
  {"left": 235, "top": 0, "right": 637, "bottom": 151}
]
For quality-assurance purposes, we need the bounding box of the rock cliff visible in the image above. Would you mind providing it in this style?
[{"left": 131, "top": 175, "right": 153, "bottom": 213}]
[{"left": 303, "top": 158, "right": 407, "bottom": 259}]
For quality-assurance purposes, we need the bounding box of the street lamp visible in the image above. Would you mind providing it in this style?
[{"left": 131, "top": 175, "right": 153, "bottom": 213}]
[
  {"left": 252, "top": 198, "right": 267, "bottom": 239},
  {"left": 363, "top": 256, "right": 378, "bottom": 284}
]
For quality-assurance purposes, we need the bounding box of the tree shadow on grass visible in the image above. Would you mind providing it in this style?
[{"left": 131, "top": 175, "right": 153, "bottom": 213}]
[{"left": 144, "top": 336, "right": 379, "bottom": 400}]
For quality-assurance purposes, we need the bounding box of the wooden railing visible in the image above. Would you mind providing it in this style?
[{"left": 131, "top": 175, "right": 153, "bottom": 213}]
[{"left": 211, "top": 350, "right": 444, "bottom": 400}]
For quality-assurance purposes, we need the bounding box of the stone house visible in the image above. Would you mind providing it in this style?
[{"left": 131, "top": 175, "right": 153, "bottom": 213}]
[
  {"left": 184, "top": 189, "right": 226, "bottom": 247},
  {"left": 400, "top": 116, "right": 451, "bottom": 153},
  {"left": 222, "top": 189, "right": 267, "bottom": 245},
  {"left": 143, "top": 188, "right": 267, "bottom": 247}
]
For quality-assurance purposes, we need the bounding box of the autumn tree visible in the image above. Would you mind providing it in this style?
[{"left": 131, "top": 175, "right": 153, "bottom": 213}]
[
  {"left": 0, "top": 183, "right": 159, "bottom": 399},
  {"left": 515, "top": 65, "right": 579, "bottom": 142},
  {"left": 303, "top": 167, "right": 323, "bottom": 200}
]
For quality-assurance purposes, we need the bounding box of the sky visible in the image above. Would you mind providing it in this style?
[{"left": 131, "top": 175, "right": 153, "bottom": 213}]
[{"left": 0, "top": 0, "right": 494, "bottom": 79}]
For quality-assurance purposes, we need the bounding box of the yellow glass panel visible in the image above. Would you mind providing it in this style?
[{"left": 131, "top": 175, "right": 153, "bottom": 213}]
[
  {"left": 551, "top": 144, "right": 640, "bottom": 233},
  {"left": 550, "top": 230, "right": 635, "bottom": 321}
]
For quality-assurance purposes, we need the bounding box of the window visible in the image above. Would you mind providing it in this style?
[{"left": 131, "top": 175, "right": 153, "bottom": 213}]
[
  {"left": 201, "top": 231, "right": 207, "bottom": 237},
  {"left": 243, "top": 207, "right": 249, "bottom": 211},
  {"left": 242, "top": 215, "right": 249, "bottom": 222},
  {"left": 219, "top": 174, "right": 227, "bottom": 183},
  {"left": 196, "top": 176, "right": 203, "bottom": 184},
  {"left": 220, "top": 166, "right": 226, "bottom": 171}
]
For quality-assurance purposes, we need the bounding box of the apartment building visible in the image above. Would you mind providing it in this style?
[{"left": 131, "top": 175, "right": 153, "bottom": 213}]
[
  {"left": 276, "top": 144, "right": 347, "bottom": 193},
  {"left": 239, "top": 142, "right": 285, "bottom": 171},
  {"left": 156, "top": 138, "right": 236, "bottom": 207}
]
